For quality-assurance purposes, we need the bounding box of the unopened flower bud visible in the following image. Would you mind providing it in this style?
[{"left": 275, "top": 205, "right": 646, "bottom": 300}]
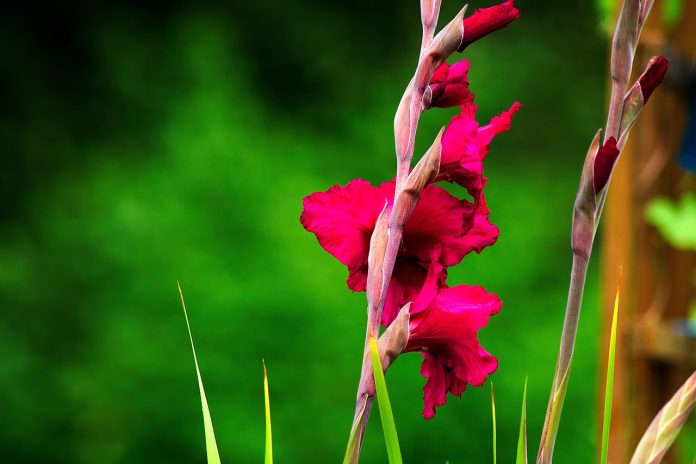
[
  {"left": 593, "top": 136, "right": 620, "bottom": 193},
  {"left": 458, "top": 0, "right": 520, "bottom": 52}
]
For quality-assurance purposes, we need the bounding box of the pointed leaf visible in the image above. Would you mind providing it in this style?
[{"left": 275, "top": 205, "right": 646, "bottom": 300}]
[
  {"left": 263, "top": 360, "right": 273, "bottom": 464},
  {"left": 178, "top": 282, "right": 222, "bottom": 464},
  {"left": 369, "top": 336, "right": 403, "bottom": 464},
  {"left": 601, "top": 270, "right": 622, "bottom": 464},
  {"left": 516, "top": 377, "right": 528, "bottom": 464},
  {"left": 491, "top": 382, "right": 497, "bottom": 464}
]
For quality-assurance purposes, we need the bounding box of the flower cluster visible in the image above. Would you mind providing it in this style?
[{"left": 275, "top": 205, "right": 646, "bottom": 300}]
[{"left": 301, "top": 1, "right": 520, "bottom": 419}]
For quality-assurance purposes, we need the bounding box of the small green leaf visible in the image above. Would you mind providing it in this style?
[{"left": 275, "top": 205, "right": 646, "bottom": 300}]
[
  {"left": 601, "top": 270, "right": 621, "bottom": 464},
  {"left": 491, "top": 383, "right": 497, "bottom": 464},
  {"left": 263, "top": 360, "right": 273, "bottom": 464},
  {"left": 369, "top": 336, "right": 403, "bottom": 464},
  {"left": 516, "top": 377, "right": 528, "bottom": 464},
  {"left": 178, "top": 282, "right": 222, "bottom": 464}
]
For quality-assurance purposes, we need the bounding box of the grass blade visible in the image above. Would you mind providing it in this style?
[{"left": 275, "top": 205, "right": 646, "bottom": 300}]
[
  {"left": 516, "top": 377, "right": 528, "bottom": 464},
  {"left": 491, "top": 383, "right": 497, "bottom": 464},
  {"left": 263, "top": 360, "right": 273, "bottom": 464},
  {"left": 601, "top": 270, "right": 622, "bottom": 464},
  {"left": 630, "top": 371, "right": 696, "bottom": 464},
  {"left": 369, "top": 336, "right": 403, "bottom": 464},
  {"left": 178, "top": 282, "right": 222, "bottom": 464}
]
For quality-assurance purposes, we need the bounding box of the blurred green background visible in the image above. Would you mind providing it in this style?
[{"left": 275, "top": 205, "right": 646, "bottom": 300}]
[{"left": 0, "top": 0, "right": 614, "bottom": 462}]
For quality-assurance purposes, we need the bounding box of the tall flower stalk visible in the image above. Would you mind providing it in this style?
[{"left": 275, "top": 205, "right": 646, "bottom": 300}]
[
  {"left": 300, "top": 1, "right": 520, "bottom": 462},
  {"left": 536, "top": 1, "right": 668, "bottom": 462}
]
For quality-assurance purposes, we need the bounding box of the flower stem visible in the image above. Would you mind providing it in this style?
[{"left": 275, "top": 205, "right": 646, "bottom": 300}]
[{"left": 536, "top": 251, "right": 591, "bottom": 464}]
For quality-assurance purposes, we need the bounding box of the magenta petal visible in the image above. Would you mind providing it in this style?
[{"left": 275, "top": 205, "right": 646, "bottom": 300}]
[
  {"left": 459, "top": 0, "right": 520, "bottom": 51},
  {"left": 300, "top": 179, "right": 385, "bottom": 283},
  {"left": 407, "top": 285, "right": 501, "bottom": 418},
  {"left": 437, "top": 102, "right": 518, "bottom": 195},
  {"left": 405, "top": 185, "right": 498, "bottom": 266},
  {"left": 477, "top": 102, "right": 521, "bottom": 156},
  {"left": 428, "top": 61, "right": 473, "bottom": 109}
]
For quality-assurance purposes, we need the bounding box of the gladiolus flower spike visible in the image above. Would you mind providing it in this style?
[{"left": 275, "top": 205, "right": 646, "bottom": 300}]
[{"left": 301, "top": 2, "right": 520, "bottom": 422}]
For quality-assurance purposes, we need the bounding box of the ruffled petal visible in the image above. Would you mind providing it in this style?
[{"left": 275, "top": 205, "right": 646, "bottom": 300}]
[
  {"left": 300, "top": 179, "right": 385, "bottom": 277},
  {"left": 406, "top": 284, "right": 501, "bottom": 418},
  {"left": 427, "top": 61, "right": 473, "bottom": 109},
  {"left": 437, "top": 102, "right": 519, "bottom": 195},
  {"left": 405, "top": 185, "right": 499, "bottom": 266},
  {"left": 477, "top": 102, "right": 521, "bottom": 156}
]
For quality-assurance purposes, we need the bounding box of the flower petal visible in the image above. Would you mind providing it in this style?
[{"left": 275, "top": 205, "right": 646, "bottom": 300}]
[
  {"left": 300, "top": 179, "right": 385, "bottom": 287},
  {"left": 405, "top": 185, "right": 499, "bottom": 266},
  {"left": 459, "top": 0, "right": 520, "bottom": 51},
  {"left": 406, "top": 285, "right": 501, "bottom": 418},
  {"left": 438, "top": 102, "right": 519, "bottom": 193},
  {"left": 427, "top": 61, "right": 473, "bottom": 109}
]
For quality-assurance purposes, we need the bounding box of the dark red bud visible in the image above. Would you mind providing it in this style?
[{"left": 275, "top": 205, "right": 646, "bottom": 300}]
[
  {"left": 638, "top": 56, "right": 669, "bottom": 101},
  {"left": 458, "top": 0, "right": 520, "bottom": 52},
  {"left": 593, "top": 136, "right": 620, "bottom": 193}
]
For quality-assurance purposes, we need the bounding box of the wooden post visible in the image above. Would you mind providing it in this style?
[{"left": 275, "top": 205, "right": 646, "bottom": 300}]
[{"left": 600, "top": 1, "right": 696, "bottom": 462}]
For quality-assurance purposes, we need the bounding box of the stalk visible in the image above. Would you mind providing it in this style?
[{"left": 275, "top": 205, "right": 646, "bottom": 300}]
[
  {"left": 344, "top": 3, "right": 466, "bottom": 461},
  {"left": 536, "top": 1, "right": 663, "bottom": 461}
]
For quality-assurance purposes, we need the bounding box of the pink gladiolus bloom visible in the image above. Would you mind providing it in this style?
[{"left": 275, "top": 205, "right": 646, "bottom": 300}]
[
  {"left": 459, "top": 0, "right": 520, "bottom": 51},
  {"left": 427, "top": 61, "right": 473, "bottom": 109},
  {"left": 437, "top": 101, "right": 521, "bottom": 196},
  {"left": 300, "top": 179, "right": 499, "bottom": 325},
  {"left": 404, "top": 254, "right": 500, "bottom": 419}
]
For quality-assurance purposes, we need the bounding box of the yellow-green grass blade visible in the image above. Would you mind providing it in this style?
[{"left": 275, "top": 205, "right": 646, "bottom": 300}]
[
  {"left": 491, "top": 383, "right": 497, "bottom": 464},
  {"left": 263, "top": 360, "right": 273, "bottom": 464},
  {"left": 601, "top": 270, "right": 621, "bottom": 464},
  {"left": 516, "top": 377, "right": 528, "bottom": 464},
  {"left": 369, "top": 336, "right": 403, "bottom": 464},
  {"left": 178, "top": 282, "right": 222, "bottom": 464}
]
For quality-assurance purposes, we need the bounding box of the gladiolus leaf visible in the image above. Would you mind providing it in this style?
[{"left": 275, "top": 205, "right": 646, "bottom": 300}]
[
  {"left": 263, "top": 360, "right": 273, "bottom": 464},
  {"left": 369, "top": 336, "right": 403, "bottom": 464},
  {"left": 178, "top": 282, "right": 222, "bottom": 464},
  {"left": 516, "top": 377, "right": 528, "bottom": 464},
  {"left": 601, "top": 270, "right": 622, "bottom": 464}
]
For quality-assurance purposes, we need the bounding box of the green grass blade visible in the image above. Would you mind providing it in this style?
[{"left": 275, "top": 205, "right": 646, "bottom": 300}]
[
  {"left": 601, "top": 270, "right": 621, "bottom": 464},
  {"left": 263, "top": 360, "right": 273, "bottom": 464},
  {"left": 516, "top": 377, "right": 528, "bottom": 464},
  {"left": 369, "top": 336, "right": 403, "bottom": 464},
  {"left": 178, "top": 282, "right": 222, "bottom": 464},
  {"left": 491, "top": 383, "right": 497, "bottom": 464}
]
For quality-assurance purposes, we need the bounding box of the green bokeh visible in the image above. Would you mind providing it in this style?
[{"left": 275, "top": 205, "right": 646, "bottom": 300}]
[{"left": 1, "top": 1, "right": 615, "bottom": 462}]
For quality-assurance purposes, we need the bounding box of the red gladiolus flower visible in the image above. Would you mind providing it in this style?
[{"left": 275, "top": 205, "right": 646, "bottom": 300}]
[
  {"left": 437, "top": 101, "right": 521, "bottom": 196},
  {"left": 459, "top": 0, "right": 520, "bottom": 51},
  {"left": 403, "top": 254, "right": 500, "bottom": 419},
  {"left": 300, "top": 179, "right": 498, "bottom": 325},
  {"left": 427, "top": 61, "right": 473, "bottom": 109}
]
